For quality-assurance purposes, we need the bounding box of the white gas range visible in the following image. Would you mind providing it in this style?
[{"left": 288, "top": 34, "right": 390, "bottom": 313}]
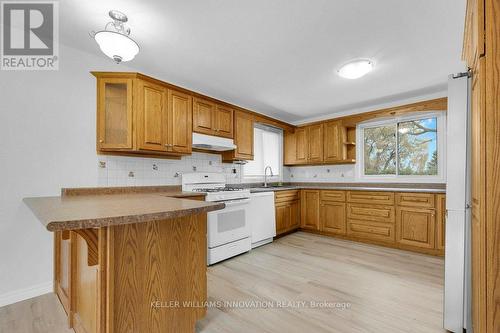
[{"left": 182, "top": 173, "right": 251, "bottom": 265}]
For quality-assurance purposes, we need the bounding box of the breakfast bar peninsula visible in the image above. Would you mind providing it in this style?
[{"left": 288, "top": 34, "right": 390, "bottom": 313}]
[{"left": 23, "top": 187, "right": 224, "bottom": 333}]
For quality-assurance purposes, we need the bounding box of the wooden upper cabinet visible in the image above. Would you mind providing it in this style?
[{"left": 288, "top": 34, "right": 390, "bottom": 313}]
[
  {"left": 301, "top": 190, "right": 320, "bottom": 231},
  {"left": 234, "top": 111, "right": 253, "bottom": 158},
  {"left": 463, "top": 0, "right": 485, "bottom": 67},
  {"left": 193, "top": 97, "right": 216, "bottom": 135},
  {"left": 323, "top": 120, "right": 345, "bottom": 163},
  {"left": 94, "top": 73, "right": 193, "bottom": 157},
  {"left": 193, "top": 97, "right": 234, "bottom": 138},
  {"left": 97, "top": 78, "right": 133, "bottom": 150},
  {"left": 215, "top": 105, "right": 234, "bottom": 138},
  {"left": 136, "top": 79, "right": 168, "bottom": 152},
  {"left": 295, "top": 127, "right": 308, "bottom": 164},
  {"left": 222, "top": 110, "right": 253, "bottom": 161},
  {"left": 168, "top": 89, "right": 192, "bottom": 154},
  {"left": 284, "top": 130, "right": 297, "bottom": 165},
  {"left": 307, "top": 124, "right": 324, "bottom": 163}
]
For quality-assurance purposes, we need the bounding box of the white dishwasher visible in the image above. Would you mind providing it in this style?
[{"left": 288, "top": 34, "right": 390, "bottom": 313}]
[{"left": 248, "top": 191, "right": 276, "bottom": 248}]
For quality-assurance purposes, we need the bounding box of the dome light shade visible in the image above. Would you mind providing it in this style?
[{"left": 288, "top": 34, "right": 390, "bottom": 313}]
[
  {"left": 91, "top": 11, "right": 139, "bottom": 64},
  {"left": 94, "top": 30, "right": 139, "bottom": 63},
  {"left": 338, "top": 59, "right": 374, "bottom": 79}
]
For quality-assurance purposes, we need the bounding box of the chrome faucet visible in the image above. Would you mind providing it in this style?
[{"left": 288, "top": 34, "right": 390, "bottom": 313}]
[{"left": 264, "top": 166, "right": 273, "bottom": 188}]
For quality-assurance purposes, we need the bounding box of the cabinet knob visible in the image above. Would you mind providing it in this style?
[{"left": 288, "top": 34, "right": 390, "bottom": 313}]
[{"left": 99, "top": 139, "right": 104, "bottom": 143}]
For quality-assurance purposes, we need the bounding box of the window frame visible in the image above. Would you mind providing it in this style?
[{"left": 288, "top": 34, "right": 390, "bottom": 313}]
[
  {"left": 242, "top": 123, "right": 283, "bottom": 183},
  {"left": 356, "top": 112, "right": 446, "bottom": 183}
]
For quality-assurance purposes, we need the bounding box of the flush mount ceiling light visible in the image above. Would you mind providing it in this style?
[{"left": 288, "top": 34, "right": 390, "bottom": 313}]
[
  {"left": 91, "top": 10, "right": 139, "bottom": 64},
  {"left": 337, "top": 59, "right": 374, "bottom": 79}
]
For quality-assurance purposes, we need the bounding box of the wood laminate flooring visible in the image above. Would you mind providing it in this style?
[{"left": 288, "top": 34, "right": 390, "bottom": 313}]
[{"left": 0, "top": 232, "right": 445, "bottom": 333}]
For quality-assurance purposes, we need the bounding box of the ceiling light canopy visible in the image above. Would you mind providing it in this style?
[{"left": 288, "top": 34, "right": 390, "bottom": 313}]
[
  {"left": 91, "top": 10, "right": 139, "bottom": 64},
  {"left": 338, "top": 59, "right": 374, "bottom": 79}
]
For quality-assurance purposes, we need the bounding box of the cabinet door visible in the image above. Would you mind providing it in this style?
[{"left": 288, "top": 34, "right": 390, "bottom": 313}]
[
  {"left": 436, "top": 194, "right": 446, "bottom": 251},
  {"left": 284, "top": 131, "right": 297, "bottom": 165},
  {"left": 295, "top": 128, "right": 308, "bottom": 164},
  {"left": 307, "top": 124, "right": 324, "bottom": 163},
  {"left": 233, "top": 111, "right": 254, "bottom": 159},
  {"left": 323, "top": 121, "right": 344, "bottom": 162},
  {"left": 168, "top": 89, "right": 192, "bottom": 154},
  {"left": 275, "top": 203, "right": 290, "bottom": 235},
  {"left": 397, "top": 207, "right": 435, "bottom": 249},
  {"left": 193, "top": 98, "right": 216, "bottom": 135},
  {"left": 215, "top": 105, "right": 234, "bottom": 138},
  {"left": 136, "top": 79, "right": 168, "bottom": 152},
  {"left": 289, "top": 200, "right": 300, "bottom": 229},
  {"left": 301, "top": 190, "right": 320, "bottom": 230},
  {"left": 97, "top": 78, "right": 133, "bottom": 150},
  {"left": 320, "top": 201, "right": 346, "bottom": 235}
]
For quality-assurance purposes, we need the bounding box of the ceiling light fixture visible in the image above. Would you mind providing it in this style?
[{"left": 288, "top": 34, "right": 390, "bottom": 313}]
[
  {"left": 91, "top": 10, "right": 139, "bottom": 64},
  {"left": 337, "top": 59, "right": 374, "bottom": 79}
]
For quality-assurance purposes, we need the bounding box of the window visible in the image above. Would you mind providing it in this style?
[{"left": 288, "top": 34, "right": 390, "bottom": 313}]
[
  {"left": 358, "top": 113, "right": 445, "bottom": 181},
  {"left": 243, "top": 124, "right": 282, "bottom": 180}
]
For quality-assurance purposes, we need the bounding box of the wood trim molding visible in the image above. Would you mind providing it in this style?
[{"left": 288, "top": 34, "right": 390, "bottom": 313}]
[
  {"left": 73, "top": 229, "right": 99, "bottom": 266},
  {"left": 299, "top": 98, "right": 448, "bottom": 128}
]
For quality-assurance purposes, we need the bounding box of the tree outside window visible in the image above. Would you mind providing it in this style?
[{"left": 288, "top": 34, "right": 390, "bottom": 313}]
[{"left": 363, "top": 117, "right": 438, "bottom": 177}]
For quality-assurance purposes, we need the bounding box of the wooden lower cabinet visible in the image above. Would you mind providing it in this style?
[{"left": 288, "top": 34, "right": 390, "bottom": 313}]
[
  {"left": 300, "top": 190, "right": 320, "bottom": 231},
  {"left": 291, "top": 190, "right": 445, "bottom": 256},
  {"left": 275, "top": 201, "right": 300, "bottom": 235},
  {"left": 275, "top": 191, "right": 300, "bottom": 236},
  {"left": 436, "top": 194, "right": 446, "bottom": 251},
  {"left": 396, "top": 207, "right": 436, "bottom": 250},
  {"left": 320, "top": 201, "right": 346, "bottom": 235}
]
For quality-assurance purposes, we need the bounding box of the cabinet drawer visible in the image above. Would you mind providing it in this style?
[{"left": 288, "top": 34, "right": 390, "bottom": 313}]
[
  {"left": 347, "top": 191, "right": 395, "bottom": 205},
  {"left": 275, "top": 190, "right": 300, "bottom": 203},
  {"left": 320, "top": 190, "right": 345, "bottom": 202},
  {"left": 347, "top": 219, "right": 395, "bottom": 243},
  {"left": 396, "top": 193, "right": 435, "bottom": 208},
  {"left": 347, "top": 203, "right": 395, "bottom": 223}
]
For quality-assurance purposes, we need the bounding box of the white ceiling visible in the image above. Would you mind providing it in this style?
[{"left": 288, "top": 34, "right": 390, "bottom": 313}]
[{"left": 59, "top": 0, "right": 467, "bottom": 123}]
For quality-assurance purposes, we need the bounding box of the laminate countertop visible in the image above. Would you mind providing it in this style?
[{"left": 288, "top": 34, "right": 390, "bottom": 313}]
[
  {"left": 23, "top": 193, "right": 224, "bottom": 232},
  {"left": 247, "top": 183, "right": 446, "bottom": 194}
]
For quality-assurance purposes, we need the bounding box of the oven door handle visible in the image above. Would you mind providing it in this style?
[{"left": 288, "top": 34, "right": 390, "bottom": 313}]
[{"left": 220, "top": 198, "right": 251, "bottom": 207}]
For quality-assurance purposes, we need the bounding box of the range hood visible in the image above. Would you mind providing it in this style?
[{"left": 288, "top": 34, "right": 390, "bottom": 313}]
[{"left": 192, "top": 133, "right": 237, "bottom": 151}]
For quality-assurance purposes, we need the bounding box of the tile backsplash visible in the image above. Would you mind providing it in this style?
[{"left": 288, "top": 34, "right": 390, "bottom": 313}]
[
  {"left": 97, "top": 152, "right": 243, "bottom": 187},
  {"left": 284, "top": 164, "right": 356, "bottom": 183}
]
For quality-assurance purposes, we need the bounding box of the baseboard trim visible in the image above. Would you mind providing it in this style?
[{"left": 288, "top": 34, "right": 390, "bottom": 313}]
[{"left": 0, "top": 281, "right": 53, "bottom": 307}]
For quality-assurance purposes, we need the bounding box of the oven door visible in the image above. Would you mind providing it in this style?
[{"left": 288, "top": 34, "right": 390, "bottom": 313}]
[{"left": 207, "top": 198, "right": 250, "bottom": 248}]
